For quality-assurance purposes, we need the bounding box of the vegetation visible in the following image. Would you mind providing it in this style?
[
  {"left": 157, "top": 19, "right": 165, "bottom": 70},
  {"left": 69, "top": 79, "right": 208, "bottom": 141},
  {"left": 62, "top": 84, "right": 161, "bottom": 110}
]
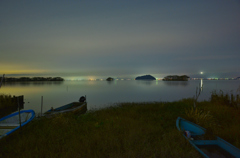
[
  {"left": 210, "top": 90, "right": 240, "bottom": 108},
  {"left": 163, "top": 75, "right": 190, "bottom": 81},
  {"left": 193, "top": 82, "right": 203, "bottom": 109},
  {"left": 185, "top": 90, "right": 240, "bottom": 143},
  {"left": 106, "top": 77, "right": 114, "bottom": 81},
  {"left": 0, "top": 77, "right": 64, "bottom": 82},
  {"left": 0, "top": 94, "right": 15, "bottom": 109},
  {"left": 0, "top": 94, "right": 22, "bottom": 118},
  {"left": 0, "top": 91, "right": 240, "bottom": 157}
]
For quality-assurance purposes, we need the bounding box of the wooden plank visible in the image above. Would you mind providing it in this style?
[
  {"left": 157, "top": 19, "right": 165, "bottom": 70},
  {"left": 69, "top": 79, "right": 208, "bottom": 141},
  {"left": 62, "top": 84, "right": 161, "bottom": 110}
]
[{"left": 0, "top": 126, "right": 18, "bottom": 129}]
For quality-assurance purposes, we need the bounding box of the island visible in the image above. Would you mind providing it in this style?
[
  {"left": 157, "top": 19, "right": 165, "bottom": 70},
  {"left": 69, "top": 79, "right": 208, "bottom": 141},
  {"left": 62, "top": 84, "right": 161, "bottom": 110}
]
[
  {"left": 135, "top": 75, "right": 156, "bottom": 80},
  {"left": 162, "top": 75, "right": 190, "bottom": 81},
  {"left": 106, "top": 77, "right": 114, "bottom": 81}
]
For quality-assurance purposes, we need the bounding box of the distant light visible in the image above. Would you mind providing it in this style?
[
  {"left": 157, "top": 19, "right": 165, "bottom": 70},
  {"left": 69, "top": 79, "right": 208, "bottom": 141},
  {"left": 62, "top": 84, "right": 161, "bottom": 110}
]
[{"left": 200, "top": 72, "right": 203, "bottom": 74}]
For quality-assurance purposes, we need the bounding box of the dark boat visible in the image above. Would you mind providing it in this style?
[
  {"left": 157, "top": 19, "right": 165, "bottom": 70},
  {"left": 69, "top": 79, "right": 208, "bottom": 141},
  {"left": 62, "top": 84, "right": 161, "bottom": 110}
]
[
  {"left": 176, "top": 117, "right": 240, "bottom": 158},
  {"left": 44, "top": 96, "right": 87, "bottom": 115}
]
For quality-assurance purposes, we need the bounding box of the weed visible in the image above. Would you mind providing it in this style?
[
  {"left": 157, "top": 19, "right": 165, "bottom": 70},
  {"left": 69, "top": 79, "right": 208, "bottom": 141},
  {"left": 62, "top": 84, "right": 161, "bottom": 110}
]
[
  {"left": 211, "top": 90, "right": 240, "bottom": 108},
  {"left": 184, "top": 107, "right": 216, "bottom": 129},
  {"left": 0, "top": 94, "right": 20, "bottom": 117}
]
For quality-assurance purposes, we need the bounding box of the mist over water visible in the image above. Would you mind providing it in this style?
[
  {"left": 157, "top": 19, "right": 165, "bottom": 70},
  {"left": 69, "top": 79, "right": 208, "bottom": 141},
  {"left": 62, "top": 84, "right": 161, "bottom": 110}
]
[{"left": 1, "top": 80, "right": 240, "bottom": 115}]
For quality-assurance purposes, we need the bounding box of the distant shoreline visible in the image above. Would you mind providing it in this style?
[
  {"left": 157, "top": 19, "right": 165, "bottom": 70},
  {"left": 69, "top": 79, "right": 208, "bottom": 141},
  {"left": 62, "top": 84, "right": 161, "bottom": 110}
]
[{"left": 0, "top": 77, "right": 64, "bottom": 82}]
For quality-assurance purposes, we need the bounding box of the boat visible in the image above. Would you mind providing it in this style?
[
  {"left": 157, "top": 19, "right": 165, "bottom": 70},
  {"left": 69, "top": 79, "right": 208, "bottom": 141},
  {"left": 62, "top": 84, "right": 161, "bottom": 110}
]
[
  {"left": 0, "top": 109, "right": 35, "bottom": 139},
  {"left": 176, "top": 117, "right": 240, "bottom": 158},
  {"left": 44, "top": 96, "right": 87, "bottom": 115}
]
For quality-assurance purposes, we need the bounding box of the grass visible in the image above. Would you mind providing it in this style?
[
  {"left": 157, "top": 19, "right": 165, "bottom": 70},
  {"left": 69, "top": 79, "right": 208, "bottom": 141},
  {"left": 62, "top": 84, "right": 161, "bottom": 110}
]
[
  {"left": 211, "top": 90, "right": 240, "bottom": 108},
  {"left": 0, "top": 94, "right": 19, "bottom": 118},
  {"left": 0, "top": 94, "right": 14, "bottom": 108},
  {"left": 0, "top": 93, "right": 239, "bottom": 157}
]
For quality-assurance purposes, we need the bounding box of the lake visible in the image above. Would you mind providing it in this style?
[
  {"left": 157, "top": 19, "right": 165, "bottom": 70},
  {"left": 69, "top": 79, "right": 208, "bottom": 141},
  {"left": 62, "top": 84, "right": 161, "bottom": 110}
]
[{"left": 1, "top": 80, "right": 240, "bottom": 115}]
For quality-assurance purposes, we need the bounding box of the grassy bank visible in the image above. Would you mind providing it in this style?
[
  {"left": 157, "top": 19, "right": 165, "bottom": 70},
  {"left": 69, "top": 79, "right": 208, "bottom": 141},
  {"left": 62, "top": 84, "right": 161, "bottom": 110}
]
[{"left": 0, "top": 97, "right": 240, "bottom": 158}]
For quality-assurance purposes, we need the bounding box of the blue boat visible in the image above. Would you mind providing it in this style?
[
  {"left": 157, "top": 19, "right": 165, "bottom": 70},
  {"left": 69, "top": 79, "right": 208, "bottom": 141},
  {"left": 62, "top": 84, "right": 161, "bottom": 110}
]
[
  {"left": 176, "top": 117, "right": 240, "bottom": 158},
  {"left": 0, "top": 110, "right": 35, "bottom": 139}
]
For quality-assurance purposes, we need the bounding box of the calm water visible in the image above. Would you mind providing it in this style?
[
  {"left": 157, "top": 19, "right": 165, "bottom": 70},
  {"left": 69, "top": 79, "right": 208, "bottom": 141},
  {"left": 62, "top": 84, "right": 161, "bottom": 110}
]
[{"left": 1, "top": 80, "right": 240, "bottom": 115}]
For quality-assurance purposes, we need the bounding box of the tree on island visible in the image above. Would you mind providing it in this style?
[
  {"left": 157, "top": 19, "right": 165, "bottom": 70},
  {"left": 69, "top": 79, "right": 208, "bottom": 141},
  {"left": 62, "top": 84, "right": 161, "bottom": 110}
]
[
  {"left": 162, "top": 75, "right": 190, "bottom": 81},
  {"left": 106, "top": 77, "right": 114, "bottom": 81}
]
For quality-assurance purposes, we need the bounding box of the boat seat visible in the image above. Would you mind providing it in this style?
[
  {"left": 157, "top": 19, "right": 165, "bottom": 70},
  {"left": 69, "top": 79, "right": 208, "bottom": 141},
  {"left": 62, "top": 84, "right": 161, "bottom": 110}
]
[
  {"left": 0, "top": 126, "right": 18, "bottom": 129},
  {"left": 0, "top": 123, "right": 19, "bottom": 129},
  {"left": 0, "top": 123, "right": 19, "bottom": 126},
  {"left": 188, "top": 131, "right": 199, "bottom": 137}
]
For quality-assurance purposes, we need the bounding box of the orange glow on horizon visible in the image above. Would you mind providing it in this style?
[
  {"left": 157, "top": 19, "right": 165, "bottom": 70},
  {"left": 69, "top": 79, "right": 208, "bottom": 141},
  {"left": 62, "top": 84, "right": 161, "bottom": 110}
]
[{"left": 0, "top": 69, "right": 48, "bottom": 75}]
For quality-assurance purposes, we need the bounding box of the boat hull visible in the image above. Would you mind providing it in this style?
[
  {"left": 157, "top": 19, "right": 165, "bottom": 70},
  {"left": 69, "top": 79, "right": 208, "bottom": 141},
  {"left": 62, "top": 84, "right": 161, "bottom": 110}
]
[
  {"left": 0, "top": 110, "right": 35, "bottom": 139},
  {"left": 44, "top": 102, "right": 87, "bottom": 115},
  {"left": 176, "top": 117, "right": 240, "bottom": 158}
]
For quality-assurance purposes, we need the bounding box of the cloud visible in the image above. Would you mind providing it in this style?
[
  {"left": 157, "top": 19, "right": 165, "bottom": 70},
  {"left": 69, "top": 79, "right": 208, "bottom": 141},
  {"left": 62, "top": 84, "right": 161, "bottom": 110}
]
[
  {"left": 0, "top": 1, "right": 240, "bottom": 78},
  {"left": 175, "top": 55, "right": 239, "bottom": 61}
]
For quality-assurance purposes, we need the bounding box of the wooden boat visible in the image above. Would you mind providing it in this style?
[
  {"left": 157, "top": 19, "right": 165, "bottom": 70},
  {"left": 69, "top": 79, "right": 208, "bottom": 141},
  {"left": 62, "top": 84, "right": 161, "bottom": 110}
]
[
  {"left": 44, "top": 101, "right": 87, "bottom": 116},
  {"left": 176, "top": 117, "right": 240, "bottom": 158},
  {"left": 0, "top": 109, "right": 35, "bottom": 139}
]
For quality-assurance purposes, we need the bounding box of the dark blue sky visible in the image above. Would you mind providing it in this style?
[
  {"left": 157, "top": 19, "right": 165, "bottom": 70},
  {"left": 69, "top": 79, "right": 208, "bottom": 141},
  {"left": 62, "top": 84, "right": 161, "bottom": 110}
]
[{"left": 1, "top": 0, "right": 240, "bottom": 79}]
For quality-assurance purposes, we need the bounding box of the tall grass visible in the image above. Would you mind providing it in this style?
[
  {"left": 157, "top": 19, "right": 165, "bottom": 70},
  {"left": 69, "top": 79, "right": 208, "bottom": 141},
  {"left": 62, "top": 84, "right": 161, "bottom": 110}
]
[
  {"left": 0, "top": 97, "right": 239, "bottom": 157},
  {"left": 185, "top": 91, "right": 240, "bottom": 146},
  {"left": 0, "top": 94, "right": 18, "bottom": 117},
  {"left": 0, "top": 94, "right": 13, "bottom": 108},
  {"left": 211, "top": 90, "right": 240, "bottom": 108},
  {"left": 0, "top": 101, "right": 202, "bottom": 158},
  {"left": 184, "top": 106, "right": 216, "bottom": 129}
]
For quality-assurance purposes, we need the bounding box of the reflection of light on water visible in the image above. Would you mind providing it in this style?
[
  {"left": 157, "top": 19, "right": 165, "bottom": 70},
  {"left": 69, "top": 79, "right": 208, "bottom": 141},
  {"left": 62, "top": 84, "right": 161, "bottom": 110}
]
[
  {"left": 65, "top": 76, "right": 85, "bottom": 80},
  {"left": 156, "top": 79, "right": 158, "bottom": 85},
  {"left": 200, "top": 79, "right": 203, "bottom": 91},
  {"left": 1, "top": 86, "right": 47, "bottom": 95}
]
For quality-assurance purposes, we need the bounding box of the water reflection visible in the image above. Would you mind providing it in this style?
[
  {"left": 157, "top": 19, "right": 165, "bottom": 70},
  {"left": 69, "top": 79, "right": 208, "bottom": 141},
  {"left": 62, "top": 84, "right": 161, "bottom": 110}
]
[
  {"left": 200, "top": 79, "right": 203, "bottom": 92},
  {"left": 1, "top": 80, "right": 239, "bottom": 114},
  {"left": 106, "top": 80, "right": 114, "bottom": 85},
  {"left": 136, "top": 80, "right": 155, "bottom": 86},
  {"left": 162, "top": 81, "right": 189, "bottom": 86}
]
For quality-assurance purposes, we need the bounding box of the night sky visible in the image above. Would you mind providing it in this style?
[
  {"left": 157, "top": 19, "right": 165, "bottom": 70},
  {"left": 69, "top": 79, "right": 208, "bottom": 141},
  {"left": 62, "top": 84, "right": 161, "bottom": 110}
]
[{"left": 1, "top": 0, "right": 240, "bottom": 80}]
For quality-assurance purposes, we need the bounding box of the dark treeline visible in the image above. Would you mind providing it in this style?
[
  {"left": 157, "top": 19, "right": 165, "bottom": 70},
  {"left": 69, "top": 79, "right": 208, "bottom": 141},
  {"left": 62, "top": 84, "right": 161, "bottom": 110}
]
[
  {"left": 162, "top": 75, "right": 190, "bottom": 81},
  {"left": 0, "top": 77, "right": 64, "bottom": 82}
]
